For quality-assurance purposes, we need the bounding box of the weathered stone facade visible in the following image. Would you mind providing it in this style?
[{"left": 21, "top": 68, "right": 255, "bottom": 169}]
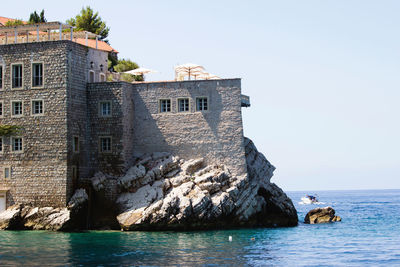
[
  {"left": 0, "top": 41, "right": 108, "bottom": 208},
  {"left": 0, "top": 41, "right": 70, "bottom": 207},
  {"left": 131, "top": 79, "right": 247, "bottom": 177},
  {"left": 0, "top": 40, "right": 248, "bottom": 210}
]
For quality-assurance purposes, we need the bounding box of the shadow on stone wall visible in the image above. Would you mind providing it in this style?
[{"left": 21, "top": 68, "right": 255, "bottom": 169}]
[
  {"left": 187, "top": 81, "right": 223, "bottom": 140},
  {"left": 131, "top": 86, "right": 169, "bottom": 158},
  {"left": 86, "top": 83, "right": 127, "bottom": 177}
]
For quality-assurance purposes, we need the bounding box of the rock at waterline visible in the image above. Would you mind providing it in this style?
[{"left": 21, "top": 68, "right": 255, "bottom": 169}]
[
  {"left": 304, "top": 207, "right": 341, "bottom": 224},
  {"left": 110, "top": 137, "right": 298, "bottom": 230},
  {"left": 0, "top": 189, "right": 88, "bottom": 231}
]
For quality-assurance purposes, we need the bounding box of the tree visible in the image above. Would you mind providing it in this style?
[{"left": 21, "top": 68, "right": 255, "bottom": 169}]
[
  {"left": 113, "top": 59, "right": 143, "bottom": 82},
  {"left": 29, "top": 10, "right": 46, "bottom": 24},
  {"left": 113, "top": 59, "right": 139, "bottom": 73},
  {"left": 66, "top": 6, "right": 110, "bottom": 41},
  {"left": 5, "top": 19, "right": 24, "bottom": 26}
]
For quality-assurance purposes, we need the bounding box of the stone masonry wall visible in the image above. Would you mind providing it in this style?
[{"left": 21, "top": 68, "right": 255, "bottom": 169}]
[
  {"left": 0, "top": 40, "right": 248, "bottom": 209},
  {"left": 0, "top": 41, "right": 70, "bottom": 207},
  {"left": 66, "top": 42, "right": 90, "bottom": 200},
  {"left": 86, "top": 82, "right": 126, "bottom": 176},
  {"left": 131, "top": 79, "right": 247, "bottom": 177},
  {"left": 86, "top": 79, "right": 247, "bottom": 178},
  {"left": 121, "top": 82, "right": 135, "bottom": 168}
]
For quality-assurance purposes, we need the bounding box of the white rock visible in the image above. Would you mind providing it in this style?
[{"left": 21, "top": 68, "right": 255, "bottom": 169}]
[
  {"left": 182, "top": 158, "right": 204, "bottom": 175},
  {"left": 119, "top": 164, "right": 146, "bottom": 189},
  {"left": 68, "top": 189, "right": 88, "bottom": 208},
  {"left": 91, "top": 172, "right": 107, "bottom": 191}
]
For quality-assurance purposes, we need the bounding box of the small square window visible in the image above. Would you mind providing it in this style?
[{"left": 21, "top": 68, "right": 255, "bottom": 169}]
[
  {"left": 159, "top": 99, "right": 171, "bottom": 113},
  {"left": 99, "top": 101, "right": 112, "bottom": 117},
  {"left": 4, "top": 167, "right": 11, "bottom": 179},
  {"left": 73, "top": 136, "right": 79, "bottom": 153},
  {"left": 12, "top": 137, "right": 23, "bottom": 152},
  {"left": 32, "top": 100, "right": 43, "bottom": 115},
  {"left": 32, "top": 63, "right": 43, "bottom": 87},
  {"left": 196, "top": 97, "right": 208, "bottom": 111},
  {"left": 12, "top": 64, "right": 23, "bottom": 89},
  {"left": 178, "top": 98, "right": 189, "bottom": 112},
  {"left": 12, "top": 101, "right": 23, "bottom": 117},
  {"left": 99, "top": 137, "right": 112, "bottom": 153}
]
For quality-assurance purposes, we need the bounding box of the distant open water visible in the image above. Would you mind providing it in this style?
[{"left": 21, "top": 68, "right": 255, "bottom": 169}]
[{"left": 0, "top": 189, "right": 399, "bottom": 266}]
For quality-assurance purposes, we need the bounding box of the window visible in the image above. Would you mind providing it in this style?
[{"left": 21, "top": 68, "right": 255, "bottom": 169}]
[
  {"left": 196, "top": 97, "right": 208, "bottom": 111},
  {"left": 99, "top": 137, "right": 112, "bottom": 153},
  {"left": 0, "top": 101, "right": 3, "bottom": 117},
  {"left": 0, "top": 65, "right": 3, "bottom": 89},
  {"left": 11, "top": 137, "right": 23, "bottom": 152},
  {"left": 11, "top": 101, "right": 23, "bottom": 117},
  {"left": 99, "top": 73, "right": 106, "bottom": 82},
  {"left": 12, "top": 64, "right": 23, "bottom": 88},
  {"left": 32, "top": 63, "right": 43, "bottom": 87},
  {"left": 3, "top": 167, "right": 11, "bottom": 179},
  {"left": 71, "top": 165, "right": 78, "bottom": 181},
  {"left": 99, "top": 101, "right": 112, "bottom": 117},
  {"left": 89, "top": 71, "right": 95, "bottom": 83},
  {"left": 31, "top": 100, "right": 43, "bottom": 115},
  {"left": 159, "top": 99, "right": 171, "bottom": 113},
  {"left": 178, "top": 98, "right": 189, "bottom": 112},
  {"left": 73, "top": 136, "right": 79, "bottom": 153},
  {"left": 0, "top": 137, "right": 3, "bottom": 153}
]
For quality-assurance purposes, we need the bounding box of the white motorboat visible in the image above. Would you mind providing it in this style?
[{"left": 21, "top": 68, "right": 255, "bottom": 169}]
[{"left": 299, "top": 194, "right": 325, "bottom": 205}]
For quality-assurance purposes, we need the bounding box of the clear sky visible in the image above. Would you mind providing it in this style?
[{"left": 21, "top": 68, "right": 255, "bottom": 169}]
[{"left": 3, "top": 1, "right": 400, "bottom": 191}]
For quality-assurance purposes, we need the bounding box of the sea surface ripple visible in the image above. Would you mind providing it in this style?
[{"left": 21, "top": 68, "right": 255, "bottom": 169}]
[{"left": 0, "top": 189, "right": 399, "bottom": 266}]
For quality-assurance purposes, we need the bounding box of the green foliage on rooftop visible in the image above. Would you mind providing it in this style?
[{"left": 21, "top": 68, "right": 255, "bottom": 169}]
[
  {"left": 66, "top": 6, "right": 110, "bottom": 41},
  {"left": 5, "top": 19, "right": 24, "bottom": 26},
  {"left": 113, "top": 59, "right": 139, "bottom": 73},
  {"left": 113, "top": 59, "right": 143, "bottom": 82},
  {"left": 0, "top": 125, "right": 22, "bottom": 137},
  {"left": 29, "top": 10, "right": 47, "bottom": 24}
]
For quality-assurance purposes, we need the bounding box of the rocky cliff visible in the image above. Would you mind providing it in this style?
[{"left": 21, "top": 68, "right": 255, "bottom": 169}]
[
  {"left": 0, "top": 138, "right": 298, "bottom": 231},
  {"left": 0, "top": 189, "right": 88, "bottom": 231},
  {"left": 102, "top": 137, "right": 298, "bottom": 230}
]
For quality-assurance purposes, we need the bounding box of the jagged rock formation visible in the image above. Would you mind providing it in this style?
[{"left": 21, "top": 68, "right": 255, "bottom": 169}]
[
  {"left": 304, "top": 207, "right": 342, "bottom": 224},
  {"left": 0, "top": 138, "right": 298, "bottom": 231},
  {"left": 95, "top": 137, "right": 298, "bottom": 230},
  {"left": 0, "top": 189, "right": 88, "bottom": 231}
]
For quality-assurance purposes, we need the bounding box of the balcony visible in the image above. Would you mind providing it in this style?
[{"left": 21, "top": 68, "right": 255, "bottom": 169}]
[{"left": 241, "top": 94, "right": 250, "bottom": 107}]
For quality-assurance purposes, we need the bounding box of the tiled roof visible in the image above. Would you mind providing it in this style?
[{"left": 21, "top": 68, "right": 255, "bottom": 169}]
[
  {"left": 74, "top": 38, "right": 118, "bottom": 53},
  {"left": 0, "top": 16, "right": 23, "bottom": 26}
]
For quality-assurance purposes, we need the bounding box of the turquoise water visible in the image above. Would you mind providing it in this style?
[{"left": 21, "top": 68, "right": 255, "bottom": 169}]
[{"left": 0, "top": 190, "right": 399, "bottom": 266}]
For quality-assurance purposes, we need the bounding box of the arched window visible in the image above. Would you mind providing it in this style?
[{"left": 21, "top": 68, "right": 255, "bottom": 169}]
[
  {"left": 89, "top": 70, "right": 95, "bottom": 83},
  {"left": 99, "top": 73, "right": 106, "bottom": 82}
]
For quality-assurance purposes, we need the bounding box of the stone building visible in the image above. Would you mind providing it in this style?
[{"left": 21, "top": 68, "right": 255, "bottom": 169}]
[{"left": 0, "top": 22, "right": 250, "bottom": 211}]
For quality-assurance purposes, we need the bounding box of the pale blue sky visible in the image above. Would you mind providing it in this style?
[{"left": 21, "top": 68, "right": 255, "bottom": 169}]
[{"left": 3, "top": 1, "right": 399, "bottom": 190}]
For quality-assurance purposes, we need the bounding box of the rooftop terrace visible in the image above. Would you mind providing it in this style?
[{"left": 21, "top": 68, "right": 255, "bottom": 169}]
[{"left": 0, "top": 21, "right": 117, "bottom": 52}]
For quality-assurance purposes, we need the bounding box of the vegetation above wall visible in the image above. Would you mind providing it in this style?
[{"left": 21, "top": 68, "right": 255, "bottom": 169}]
[
  {"left": 66, "top": 6, "right": 109, "bottom": 41},
  {"left": 28, "top": 10, "right": 47, "bottom": 24},
  {"left": 4, "top": 19, "right": 24, "bottom": 26},
  {"left": 113, "top": 59, "right": 143, "bottom": 82}
]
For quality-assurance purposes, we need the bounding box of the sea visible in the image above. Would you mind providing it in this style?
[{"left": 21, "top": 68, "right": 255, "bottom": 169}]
[{"left": 0, "top": 189, "right": 399, "bottom": 266}]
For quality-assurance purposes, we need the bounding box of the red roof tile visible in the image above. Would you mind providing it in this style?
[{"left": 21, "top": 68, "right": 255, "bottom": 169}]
[
  {"left": 74, "top": 38, "right": 118, "bottom": 53},
  {"left": 0, "top": 16, "right": 25, "bottom": 26}
]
